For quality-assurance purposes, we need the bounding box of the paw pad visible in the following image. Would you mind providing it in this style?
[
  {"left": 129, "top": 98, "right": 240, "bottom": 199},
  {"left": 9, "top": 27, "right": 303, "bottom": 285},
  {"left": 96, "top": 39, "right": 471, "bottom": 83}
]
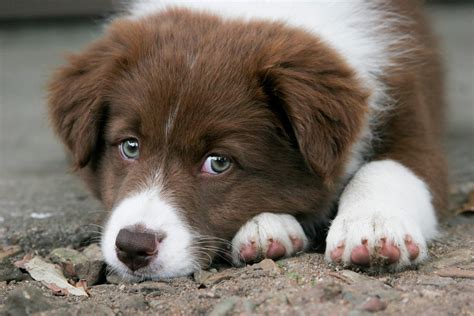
[{"left": 232, "top": 213, "right": 308, "bottom": 266}]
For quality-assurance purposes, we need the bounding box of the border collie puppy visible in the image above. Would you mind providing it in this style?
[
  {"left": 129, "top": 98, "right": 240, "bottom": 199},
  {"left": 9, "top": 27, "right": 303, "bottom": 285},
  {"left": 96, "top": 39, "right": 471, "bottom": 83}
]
[{"left": 48, "top": 0, "right": 448, "bottom": 280}]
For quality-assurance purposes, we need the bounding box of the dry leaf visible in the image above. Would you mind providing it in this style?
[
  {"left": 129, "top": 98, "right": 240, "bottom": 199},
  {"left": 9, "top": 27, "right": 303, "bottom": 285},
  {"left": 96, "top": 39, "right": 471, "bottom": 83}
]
[
  {"left": 15, "top": 256, "right": 88, "bottom": 297},
  {"left": 14, "top": 253, "right": 33, "bottom": 269}
]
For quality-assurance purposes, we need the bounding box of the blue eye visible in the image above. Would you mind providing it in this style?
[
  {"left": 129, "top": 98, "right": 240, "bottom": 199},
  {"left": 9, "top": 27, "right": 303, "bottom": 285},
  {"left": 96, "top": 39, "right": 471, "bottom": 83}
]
[
  {"left": 119, "top": 138, "right": 139, "bottom": 160},
  {"left": 201, "top": 155, "right": 231, "bottom": 175}
]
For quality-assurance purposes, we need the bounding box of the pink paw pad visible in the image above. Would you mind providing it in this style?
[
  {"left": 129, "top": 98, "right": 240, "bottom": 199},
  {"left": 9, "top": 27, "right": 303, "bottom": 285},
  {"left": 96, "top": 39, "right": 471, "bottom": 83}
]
[
  {"left": 290, "top": 236, "right": 304, "bottom": 252},
  {"left": 378, "top": 238, "right": 400, "bottom": 264},
  {"left": 239, "top": 241, "right": 258, "bottom": 262},
  {"left": 404, "top": 235, "right": 420, "bottom": 260},
  {"left": 350, "top": 240, "right": 370, "bottom": 266},
  {"left": 265, "top": 239, "right": 286, "bottom": 259},
  {"left": 330, "top": 241, "right": 345, "bottom": 263}
]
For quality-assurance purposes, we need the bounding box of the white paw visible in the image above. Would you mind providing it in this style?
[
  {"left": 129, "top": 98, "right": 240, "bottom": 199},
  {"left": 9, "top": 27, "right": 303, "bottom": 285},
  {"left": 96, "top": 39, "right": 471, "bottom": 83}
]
[
  {"left": 325, "top": 211, "right": 428, "bottom": 270},
  {"left": 231, "top": 213, "right": 309, "bottom": 266}
]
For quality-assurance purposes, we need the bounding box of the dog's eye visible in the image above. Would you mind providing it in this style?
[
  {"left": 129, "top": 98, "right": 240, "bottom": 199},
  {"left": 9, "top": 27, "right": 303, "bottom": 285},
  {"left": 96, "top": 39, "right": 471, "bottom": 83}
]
[
  {"left": 119, "top": 138, "right": 140, "bottom": 160},
  {"left": 201, "top": 155, "right": 231, "bottom": 175}
]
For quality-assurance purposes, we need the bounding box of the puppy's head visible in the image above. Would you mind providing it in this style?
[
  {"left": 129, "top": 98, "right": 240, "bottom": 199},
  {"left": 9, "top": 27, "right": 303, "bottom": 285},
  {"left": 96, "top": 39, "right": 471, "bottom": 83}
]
[{"left": 48, "top": 10, "right": 368, "bottom": 280}]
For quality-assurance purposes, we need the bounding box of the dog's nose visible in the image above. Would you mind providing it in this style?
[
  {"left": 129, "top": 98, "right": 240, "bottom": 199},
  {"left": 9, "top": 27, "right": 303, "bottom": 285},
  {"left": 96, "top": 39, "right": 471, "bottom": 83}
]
[{"left": 115, "top": 228, "right": 161, "bottom": 271}]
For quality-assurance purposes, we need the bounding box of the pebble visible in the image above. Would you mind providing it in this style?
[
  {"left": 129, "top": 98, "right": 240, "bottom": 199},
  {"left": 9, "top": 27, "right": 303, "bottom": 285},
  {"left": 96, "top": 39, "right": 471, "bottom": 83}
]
[
  {"left": 193, "top": 269, "right": 233, "bottom": 288},
  {"left": 256, "top": 258, "right": 281, "bottom": 273},
  {"left": 193, "top": 269, "right": 214, "bottom": 284},
  {"left": 50, "top": 247, "right": 104, "bottom": 286},
  {"left": 0, "top": 245, "right": 22, "bottom": 261},
  {"left": 82, "top": 244, "right": 104, "bottom": 262},
  {"left": 435, "top": 267, "right": 474, "bottom": 279},
  {"left": 359, "top": 296, "right": 388, "bottom": 312},
  {"left": 49, "top": 248, "right": 88, "bottom": 277},
  {"left": 208, "top": 297, "right": 240, "bottom": 316},
  {"left": 5, "top": 286, "right": 55, "bottom": 315},
  {"left": 0, "top": 260, "right": 28, "bottom": 283}
]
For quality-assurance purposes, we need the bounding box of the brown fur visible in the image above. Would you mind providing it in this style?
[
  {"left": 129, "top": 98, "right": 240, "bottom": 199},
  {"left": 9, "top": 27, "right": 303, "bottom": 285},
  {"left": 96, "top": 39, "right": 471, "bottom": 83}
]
[
  {"left": 48, "top": 3, "right": 448, "bottom": 265},
  {"left": 374, "top": 1, "right": 448, "bottom": 216}
]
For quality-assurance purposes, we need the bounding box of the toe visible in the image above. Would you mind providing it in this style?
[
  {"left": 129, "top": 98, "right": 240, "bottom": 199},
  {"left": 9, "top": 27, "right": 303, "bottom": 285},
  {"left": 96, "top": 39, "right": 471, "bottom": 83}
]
[
  {"left": 266, "top": 239, "right": 286, "bottom": 259},
  {"left": 239, "top": 241, "right": 258, "bottom": 262},
  {"left": 379, "top": 238, "right": 400, "bottom": 264},
  {"left": 330, "top": 241, "right": 345, "bottom": 263},
  {"left": 289, "top": 236, "right": 304, "bottom": 252},
  {"left": 404, "top": 235, "right": 420, "bottom": 260},
  {"left": 351, "top": 240, "right": 370, "bottom": 266}
]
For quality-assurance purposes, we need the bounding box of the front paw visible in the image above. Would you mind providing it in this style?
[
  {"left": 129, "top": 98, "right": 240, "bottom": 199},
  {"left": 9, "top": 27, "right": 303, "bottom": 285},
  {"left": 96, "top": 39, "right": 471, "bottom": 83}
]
[
  {"left": 325, "top": 211, "right": 428, "bottom": 271},
  {"left": 231, "top": 213, "right": 308, "bottom": 266}
]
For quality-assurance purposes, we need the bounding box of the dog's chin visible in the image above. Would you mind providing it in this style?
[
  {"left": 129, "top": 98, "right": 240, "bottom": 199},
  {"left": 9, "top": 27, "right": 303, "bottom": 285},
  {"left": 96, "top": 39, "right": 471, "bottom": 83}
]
[{"left": 108, "top": 262, "right": 197, "bottom": 282}]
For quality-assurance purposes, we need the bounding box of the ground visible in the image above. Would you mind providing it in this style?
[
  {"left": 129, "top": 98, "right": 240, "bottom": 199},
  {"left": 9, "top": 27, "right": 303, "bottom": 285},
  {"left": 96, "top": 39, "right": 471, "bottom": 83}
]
[{"left": 0, "top": 4, "right": 473, "bottom": 315}]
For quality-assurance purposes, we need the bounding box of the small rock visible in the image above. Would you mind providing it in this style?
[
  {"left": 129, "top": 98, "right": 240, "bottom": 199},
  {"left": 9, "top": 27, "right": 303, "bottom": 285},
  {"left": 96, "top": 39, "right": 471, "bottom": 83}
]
[
  {"left": 5, "top": 286, "right": 55, "bottom": 315},
  {"left": 49, "top": 248, "right": 89, "bottom": 278},
  {"left": 120, "top": 295, "right": 148, "bottom": 311},
  {"left": 50, "top": 247, "right": 104, "bottom": 286},
  {"left": 359, "top": 296, "right": 388, "bottom": 312},
  {"left": 82, "top": 244, "right": 103, "bottom": 262},
  {"left": 256, "top": 259, "right": 281, "bottom": 273},
  {"left": 193, "top": 269, "right": 214, "bottom": 284},
  {"left": 81, "top": 245, "right": 105, "bottom": 285},
  {"left": 0, "top": 260, "right": 28, "bottom": 282},
  {"left": 209, "top": 297, "right": 240, "bottom": 316},
  {"left": 148, "top": 300, "right": 162, "bottom": 309},
  {"left": 339, "top": 270, "right": 375, "bottom": 284},
  {"left": 0, "top": 245, "right": 22, "bottom": 261},
  {"left": 194, "top": 270, "right": 233, "bottom": 288},
  {"left": 435, "top": 267, "right": 474, "bottom": 279}
]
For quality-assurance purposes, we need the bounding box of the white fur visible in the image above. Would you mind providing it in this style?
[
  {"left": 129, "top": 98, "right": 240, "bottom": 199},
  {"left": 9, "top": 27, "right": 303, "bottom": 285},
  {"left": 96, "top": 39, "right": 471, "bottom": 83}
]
[
  {"left": 325, "top": 160, "right": 438, "bottom": 269},
  {"left": 231, "top": 212, "right": 308, "bottom": 266},
  {"left": 101, "top": 187, "right": 196, "bottom": 280}
]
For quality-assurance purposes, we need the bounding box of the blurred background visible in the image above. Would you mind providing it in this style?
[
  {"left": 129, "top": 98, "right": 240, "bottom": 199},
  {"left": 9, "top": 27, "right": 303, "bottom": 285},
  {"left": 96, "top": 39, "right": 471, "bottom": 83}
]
[{"left": 0, "top": 1, "right": 473, "bottom": 250}]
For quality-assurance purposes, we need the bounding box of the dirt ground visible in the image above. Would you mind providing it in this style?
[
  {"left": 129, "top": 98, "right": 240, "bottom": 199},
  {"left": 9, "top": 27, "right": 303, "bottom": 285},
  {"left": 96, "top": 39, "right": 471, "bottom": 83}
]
[{"left": 1, "top": 200, "right": 473, "bottom": 316}]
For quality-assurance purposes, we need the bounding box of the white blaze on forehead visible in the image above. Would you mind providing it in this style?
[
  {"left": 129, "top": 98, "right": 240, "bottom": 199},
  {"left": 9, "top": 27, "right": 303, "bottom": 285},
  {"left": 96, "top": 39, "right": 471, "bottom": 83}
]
[{"left": 101, "top": 186, "right": 197, "bottom": 279}]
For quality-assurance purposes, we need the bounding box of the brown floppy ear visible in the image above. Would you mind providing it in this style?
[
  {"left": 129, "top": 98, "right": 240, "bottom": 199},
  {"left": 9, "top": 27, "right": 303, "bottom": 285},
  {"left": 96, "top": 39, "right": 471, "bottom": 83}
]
[
  {"left": 259, "top": 44, "right": 369, "bottom": 180},
  {"left": 48, "top": 40, "right": 112, "bottom": 169}
]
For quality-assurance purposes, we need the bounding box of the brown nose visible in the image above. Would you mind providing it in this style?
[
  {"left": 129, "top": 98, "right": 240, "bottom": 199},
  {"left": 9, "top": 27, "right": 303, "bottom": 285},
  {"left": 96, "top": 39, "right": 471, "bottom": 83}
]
[{"left": 115, "top": 228, "right": 161, "bottom": 271}]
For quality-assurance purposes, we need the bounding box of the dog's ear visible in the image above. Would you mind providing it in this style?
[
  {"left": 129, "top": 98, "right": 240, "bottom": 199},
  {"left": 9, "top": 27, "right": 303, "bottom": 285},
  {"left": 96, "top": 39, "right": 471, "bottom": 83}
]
[
  {"left": 48, "top": 39, "right": 113, "bottom": 169},
  {"left": 259, "top": 43, "right": 369, "bottom": 180}
]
